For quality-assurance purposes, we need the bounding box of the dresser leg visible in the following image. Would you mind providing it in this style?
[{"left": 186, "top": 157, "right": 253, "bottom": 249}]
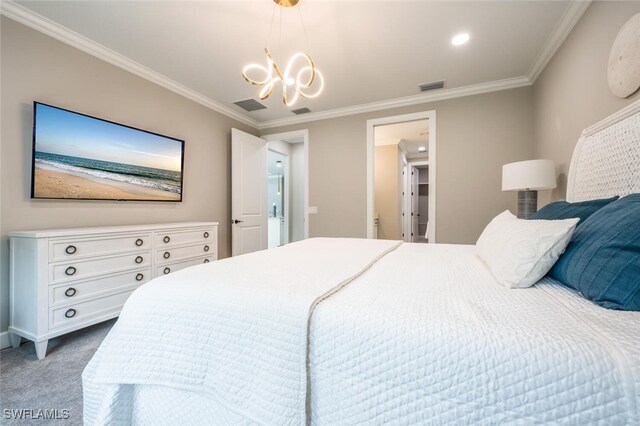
[
  {"left": 34, "top": 340, "right": 48, "bottom": 360},
  {"left": 9, "top": 333, "right": 21, "bottom": 349}
]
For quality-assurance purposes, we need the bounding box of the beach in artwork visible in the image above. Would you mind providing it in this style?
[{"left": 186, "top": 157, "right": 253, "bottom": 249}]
[
  {"left": 33, "top": 104, "right": 183, "bottom": 201},
  {"left": 34, "top": 152, "right": 181, "bottom": 200}
]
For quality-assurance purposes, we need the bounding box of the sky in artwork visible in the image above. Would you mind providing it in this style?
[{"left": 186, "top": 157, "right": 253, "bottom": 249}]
[{"left": 35, "top": 103, "right": 183, "bottom": 172}]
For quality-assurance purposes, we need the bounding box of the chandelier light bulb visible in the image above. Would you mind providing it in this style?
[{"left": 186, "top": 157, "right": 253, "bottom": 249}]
[{"left": 242, "top": 48, "right": 324, "bottom": 106}]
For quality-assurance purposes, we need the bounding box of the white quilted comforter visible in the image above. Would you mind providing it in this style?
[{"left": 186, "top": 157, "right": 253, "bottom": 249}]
[
  {"left": 83, "top": 238, "right": 401, "bottom": 425},
  {"left": 83, "top": 239, "right": 640, "bottom": 425}
]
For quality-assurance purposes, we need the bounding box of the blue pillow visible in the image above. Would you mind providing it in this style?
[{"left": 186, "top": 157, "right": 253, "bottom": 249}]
[
  {"left": 548, "top": 194, "right": 640, "bottom": 311},
  {"left": 530, "top": 196, "right": 619, "bottom": 225}
]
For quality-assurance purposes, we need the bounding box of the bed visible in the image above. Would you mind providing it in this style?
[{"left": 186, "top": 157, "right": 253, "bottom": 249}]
[{"left": 83, "top": 100, "right": 640, "bottom": 425}]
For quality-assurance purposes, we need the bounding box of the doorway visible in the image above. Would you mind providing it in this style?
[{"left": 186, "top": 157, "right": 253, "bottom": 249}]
[
  {"left": 231, "top": 128, "right": 308, "bottom": 256},
  {"left": 262, "top": 130, "right": 309, "bottom": 243},
  {"left": 367, "top": 111, "right": 436, "bottom": 242},
  {"left": 267, "top": 150, "right": 287, "bottom": 248}
]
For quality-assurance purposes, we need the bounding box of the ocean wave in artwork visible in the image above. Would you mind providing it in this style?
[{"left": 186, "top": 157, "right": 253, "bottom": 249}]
[{"left": 35, "top": 152, "right": 181, "bottom": 194}]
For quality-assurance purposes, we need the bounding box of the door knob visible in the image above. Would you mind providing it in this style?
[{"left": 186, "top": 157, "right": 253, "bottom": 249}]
[{"left": 232, "top": 219, "right": 244, "bottom": 224}]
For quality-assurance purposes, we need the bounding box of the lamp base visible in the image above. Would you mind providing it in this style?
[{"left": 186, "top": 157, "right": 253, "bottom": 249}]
[{"left": 517, "top": 190, "right": 538, "bottom": 219}]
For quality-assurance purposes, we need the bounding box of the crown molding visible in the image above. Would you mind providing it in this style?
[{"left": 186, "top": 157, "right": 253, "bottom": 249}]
[
  {"left": 257, "top": 76, "right": 531, "bottom": 129},
  {"left": 0, "top": 1, "right": 259, "bottom": 128},
  {"left": 527, "top": 0, "right": 591, "bottom": 83},
  {"left": 1, "top": 0, "right": 589, "bottom": 130}
]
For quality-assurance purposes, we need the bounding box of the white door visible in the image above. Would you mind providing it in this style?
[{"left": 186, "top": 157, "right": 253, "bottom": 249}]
[
  {"left": 411, "top": 167, "right": 419, "bottom": 242},
  {"left": 232, "top": 128, "right": 268, "bottom": 256}
]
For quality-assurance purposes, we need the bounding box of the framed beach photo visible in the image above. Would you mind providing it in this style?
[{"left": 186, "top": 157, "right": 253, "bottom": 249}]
[{"left": 31, "top": 102, "right": 185, "bottom": 202}]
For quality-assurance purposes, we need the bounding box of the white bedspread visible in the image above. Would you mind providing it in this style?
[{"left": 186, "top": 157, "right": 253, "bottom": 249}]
[
  {"left": 310, "top": 243, "right": 640, "bottom": 424},
  {"left": 83, "top": 238, "right": 401, "bottom": 426},
  {"left": 83, "top": 240, "right": 640, "bottom": 425}
]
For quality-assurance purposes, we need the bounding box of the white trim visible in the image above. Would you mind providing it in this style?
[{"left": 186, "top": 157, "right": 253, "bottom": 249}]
[
  {"left": 259, "top": 77, "right": 529, "bottom": 129},
  {"left": 367, "top": 111, "right": 436, "bottom": 243},
  {"left": 527, "top": 1, "right": 591, "bottom": 83},
  {"left": 261, "top": 130, "right": 310, "bottom": 240},
  {"left": 0, "top": 1, "right": 259, "bottom": 128},
  {"left": 0, "top": 331, "right": 13, "bottom": 350}
]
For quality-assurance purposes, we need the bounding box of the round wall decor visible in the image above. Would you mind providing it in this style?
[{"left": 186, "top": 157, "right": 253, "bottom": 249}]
[{"left": 608, "top": 13, "right": 640, "bottom": 98}]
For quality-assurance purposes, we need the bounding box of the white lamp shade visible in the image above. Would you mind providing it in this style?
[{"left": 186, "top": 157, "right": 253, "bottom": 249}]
[{"left": 502, "top": 159, "right": 557, "bottom": 191}]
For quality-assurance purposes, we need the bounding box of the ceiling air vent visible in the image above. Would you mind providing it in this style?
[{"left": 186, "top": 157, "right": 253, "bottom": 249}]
[
  {"left": 233, "top": 99, "right": 267, "bottom": 111},
  {"left": 291, "top": 107, "right": 311, "bottom": 115},
  {"left": 418, "top": 80, "right": 445, "bottom": 92}
]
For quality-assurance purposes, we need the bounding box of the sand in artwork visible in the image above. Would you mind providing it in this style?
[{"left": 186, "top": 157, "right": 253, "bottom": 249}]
[{"left": 34, "top": 162, "right": 180, "bottom": 201}]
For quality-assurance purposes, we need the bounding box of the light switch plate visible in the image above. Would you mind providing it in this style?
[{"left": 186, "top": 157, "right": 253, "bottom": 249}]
[{"left": 308, "top": 206, "right": 318, "bottom": 215}]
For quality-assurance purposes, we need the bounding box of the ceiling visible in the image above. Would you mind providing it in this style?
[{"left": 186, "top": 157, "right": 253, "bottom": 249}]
[
  {"left": 375, "top": 119, "right": 429, "bottom": 160},
  {"left": 6, "top": 1, "right": 587, "bottom": 128}
]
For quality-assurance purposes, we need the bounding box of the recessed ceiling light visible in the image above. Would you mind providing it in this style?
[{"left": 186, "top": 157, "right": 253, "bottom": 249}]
[
  {"left": 451, "top": 33, "right": 470, "bottom": 46},
  {"left": 418, "top": 146, "right": 427, "bottom": 152}
]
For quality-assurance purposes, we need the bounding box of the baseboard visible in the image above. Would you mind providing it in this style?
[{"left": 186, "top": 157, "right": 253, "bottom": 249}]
[{"left": 0, "top": 331, "right": 13, "bottom": 350}]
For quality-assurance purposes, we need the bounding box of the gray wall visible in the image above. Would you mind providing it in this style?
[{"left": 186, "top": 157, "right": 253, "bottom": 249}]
[
  {"left": 533, "top": 1, "right": 640, "bottom": 205},
  {"left": 264, "top": 87, "right": 535, "bottom": 245},
  {"left": 0, "top": 17, "right": 257, "bottom": 332}
]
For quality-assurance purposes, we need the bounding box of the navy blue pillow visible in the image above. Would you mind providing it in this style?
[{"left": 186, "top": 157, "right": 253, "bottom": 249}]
[
  {"left": 530, "top": 196, "right": 619, "bottom": 225},
  {"left": 548, "top": 194, "right": 640, "bottom": 311}
]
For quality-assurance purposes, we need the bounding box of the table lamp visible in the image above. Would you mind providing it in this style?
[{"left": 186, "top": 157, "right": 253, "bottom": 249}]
[{"left": 502, "top": 159, "right": 556, "bottom": 219}]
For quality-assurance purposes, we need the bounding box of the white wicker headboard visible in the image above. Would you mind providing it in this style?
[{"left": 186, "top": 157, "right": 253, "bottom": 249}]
[{"left": 566, "top": 99, "right": 640, "bottom": 202}]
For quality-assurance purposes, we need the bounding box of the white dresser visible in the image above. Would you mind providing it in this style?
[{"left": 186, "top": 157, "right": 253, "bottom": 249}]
[{"left": 9, "top": 222, "right": 218, "bottom": 359}]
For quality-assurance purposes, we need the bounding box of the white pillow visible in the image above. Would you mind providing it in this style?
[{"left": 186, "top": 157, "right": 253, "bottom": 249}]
[{"left": 476, "top": 210, "right": 579, "bottom": 288}]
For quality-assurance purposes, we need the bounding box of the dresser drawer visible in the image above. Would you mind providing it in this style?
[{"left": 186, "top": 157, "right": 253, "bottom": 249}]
[
  {"left": 50, "top": 251, "right": 151, "bottom": 284},
  {"left": 49, "top": 289, "right": 135, "bottom": 329},
  {"left": 157, "top": 256, "right": 214, "bottom": 276},
  {"left": 156, "top": 228, "right": 215, "bottom": 247},
  {"left": 50, "top": 268, "right": 150, "bottom": 307},
  {"left": 50, "top": 234, "right": 151, "bottom": 262},
  {"left": 156, "top": 243, "right": 213, "bottom": 265}
]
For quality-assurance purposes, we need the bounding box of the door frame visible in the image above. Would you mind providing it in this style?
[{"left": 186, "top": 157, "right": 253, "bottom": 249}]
[
  {"left": 367, "top": 111, "right": 436, "bottom": 242},
  {"left": 261, "top": 129, "right": 310, "bottom": 239}
]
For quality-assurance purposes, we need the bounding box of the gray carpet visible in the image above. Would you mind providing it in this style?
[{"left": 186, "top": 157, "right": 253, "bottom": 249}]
[{"left": 0, "top": 319, "right": 115, "bottom": 425}]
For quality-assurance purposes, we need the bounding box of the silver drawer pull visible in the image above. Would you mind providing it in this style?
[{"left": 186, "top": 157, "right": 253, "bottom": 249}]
[
  {"left": 135, "top": 238, "right": 144, "bottom": 247},
  {"left": 136, "top": 273, "right": 144, "bottom": 281},
  {"left": 65, "top": 266, "right": 77, "bottom": 276},
  {"left": 163, "top": 267, "right": 170, "bottom": 275},
  {"left": 204, "top": 245, "right": 210, "bottom": 252},
  {"left": 163, "top": 236, "right": 170, "bottom": 243},
  {"left": 163, "top": 252, "right": 170, "bottom": 259},
  {"left": 204, "top": 259, "right": 210, "bottom": 263},
  {"left": 65, "top": 308, "right": 76, "bottom": 319},
  {"left": 135, "top": 256, "right": 144, "bottom": 264},
  {"left": 203, "top": 232, "right": 209, "bottom": 238},
  {"left": 64, "top": 287, "right": 77, "bottom": 297},
  {"left": 65, "top": 245, "right": 77, "bottom": 255}
]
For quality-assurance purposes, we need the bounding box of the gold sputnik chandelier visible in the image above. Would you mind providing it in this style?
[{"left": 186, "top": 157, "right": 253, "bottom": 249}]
[{"left": 242, "top": 0, "right": 324, "bottom": 107}]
